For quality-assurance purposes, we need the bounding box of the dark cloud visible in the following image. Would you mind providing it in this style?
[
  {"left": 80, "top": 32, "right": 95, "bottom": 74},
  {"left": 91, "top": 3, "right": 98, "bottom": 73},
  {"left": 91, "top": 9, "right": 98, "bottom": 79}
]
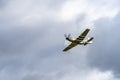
[{"left": 87, "top": 12, "right": 120, "bottom": 76}]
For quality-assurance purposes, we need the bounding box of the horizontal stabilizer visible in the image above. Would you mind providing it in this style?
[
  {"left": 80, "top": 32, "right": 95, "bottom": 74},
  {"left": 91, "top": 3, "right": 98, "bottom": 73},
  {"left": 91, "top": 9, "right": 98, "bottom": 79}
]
[
  {"left": 87, "top": 37, "right": 94, "bottom": 42},
  {"left": 84, "top": 37, "right": 94, "bottom": 45}
]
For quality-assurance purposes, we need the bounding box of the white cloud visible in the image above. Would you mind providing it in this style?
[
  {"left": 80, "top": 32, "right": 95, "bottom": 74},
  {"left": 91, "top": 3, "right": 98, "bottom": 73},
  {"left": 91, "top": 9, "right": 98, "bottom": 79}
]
[
  {"left": 57, "top": 0, "right": 86, "bottom": 22},
  {"left": 21, "top": 68, "right": 118, "bottom": 80},
  {"left": 57, "top": 0, "right": 119, "bottom": 23},
  {"left": 85, "top": 69, "right": 113, "bottom": 80},
  {"left": 58, "top": 69, "right": 114, "bottom": 80}
]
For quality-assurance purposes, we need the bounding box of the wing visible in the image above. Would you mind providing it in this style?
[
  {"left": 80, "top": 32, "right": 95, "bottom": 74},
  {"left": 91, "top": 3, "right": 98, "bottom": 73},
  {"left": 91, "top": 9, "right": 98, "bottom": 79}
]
[
  {"left": 63, "top": 42, "right": 78, "bottom": 51},
  {"left": 75, "top": 28, "right": 90, "bottom": 42}
]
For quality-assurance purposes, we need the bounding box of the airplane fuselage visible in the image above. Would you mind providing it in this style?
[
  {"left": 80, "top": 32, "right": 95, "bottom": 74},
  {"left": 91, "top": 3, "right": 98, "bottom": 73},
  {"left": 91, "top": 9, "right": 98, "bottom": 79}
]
[
  {"left": 66, "top": 37, "right": 93, "bottom": 45},
  {"left": 66, "top": 38, "right": 85, "bottom": 45}
]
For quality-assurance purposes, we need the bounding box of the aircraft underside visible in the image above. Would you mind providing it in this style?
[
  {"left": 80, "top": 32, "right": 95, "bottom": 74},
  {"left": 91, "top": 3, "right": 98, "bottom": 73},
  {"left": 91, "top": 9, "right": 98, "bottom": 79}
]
[{"left": 63, "top": 28, "right": 94, "bottom": 51}]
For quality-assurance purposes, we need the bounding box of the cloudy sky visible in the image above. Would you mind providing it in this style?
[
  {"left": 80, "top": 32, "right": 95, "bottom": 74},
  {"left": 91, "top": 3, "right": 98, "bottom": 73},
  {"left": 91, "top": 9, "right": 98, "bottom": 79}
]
[{"left": 0, "top": 0, "right": 120, "bottom": 80}]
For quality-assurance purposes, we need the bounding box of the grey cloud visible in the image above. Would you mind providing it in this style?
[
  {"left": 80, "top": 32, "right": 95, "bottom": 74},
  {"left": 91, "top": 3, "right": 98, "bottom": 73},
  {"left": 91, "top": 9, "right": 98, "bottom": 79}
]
[
  {"left": 0, "top": 0, "right": 9, "bottom": 8},
  {"left": 0, "top": 13, "right": 87, "bottom": 80},
  {"left": 0, "top": 0, "right": 70, "bottom": 79},
  {"left": 87, "top": 12, "right": 120, "bottom": 76},
  {"left": 0, "top": 0, "right": 120, "bottom": 80}
]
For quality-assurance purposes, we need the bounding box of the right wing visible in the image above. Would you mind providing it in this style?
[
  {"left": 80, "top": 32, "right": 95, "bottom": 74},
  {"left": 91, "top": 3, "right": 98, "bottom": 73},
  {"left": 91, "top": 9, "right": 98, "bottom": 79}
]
[
  {"left": 63, "top": 42, "right": 78, "bottom": 51},
  {"left": 75, "top": 28, "right": 90, "bottom": 42}
]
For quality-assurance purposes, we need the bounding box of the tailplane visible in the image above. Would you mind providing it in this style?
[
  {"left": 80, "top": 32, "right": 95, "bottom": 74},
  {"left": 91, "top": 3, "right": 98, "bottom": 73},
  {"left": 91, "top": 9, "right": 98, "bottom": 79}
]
[{"left": 84, "top": 37, "right": 94, "bottom": 45}]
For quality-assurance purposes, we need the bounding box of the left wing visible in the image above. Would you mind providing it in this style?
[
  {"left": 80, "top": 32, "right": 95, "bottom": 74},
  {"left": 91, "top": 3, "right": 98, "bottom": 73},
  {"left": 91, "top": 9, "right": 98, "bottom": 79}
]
[{"left": 63, "top": 42, "right": 78, "bottom": 51}]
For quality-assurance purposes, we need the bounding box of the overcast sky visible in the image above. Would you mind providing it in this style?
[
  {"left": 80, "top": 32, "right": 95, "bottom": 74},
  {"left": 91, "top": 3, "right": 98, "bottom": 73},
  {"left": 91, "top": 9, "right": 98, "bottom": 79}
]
[{"left": 0, "top": 0, "right": 120, "bottom": 80}]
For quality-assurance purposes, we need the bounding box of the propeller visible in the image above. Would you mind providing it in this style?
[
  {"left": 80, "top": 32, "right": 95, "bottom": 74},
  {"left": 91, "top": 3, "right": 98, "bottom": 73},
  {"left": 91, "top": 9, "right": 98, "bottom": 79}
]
[
  {"left": 64, "top": 34, "right": 67, "bottom": 38},
  {"left": 68, "top": 34, "right": 71, "bottom": 38},
  {"left": 64, "top": 34, "right": 71, "bottom": 38}
]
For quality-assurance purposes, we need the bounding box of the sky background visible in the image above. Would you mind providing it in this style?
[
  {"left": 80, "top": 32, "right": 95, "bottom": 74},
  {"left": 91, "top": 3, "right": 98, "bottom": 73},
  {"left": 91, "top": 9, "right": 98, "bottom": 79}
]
[{"left": 0, "top": 0, "right": 120, "bottom": 80}]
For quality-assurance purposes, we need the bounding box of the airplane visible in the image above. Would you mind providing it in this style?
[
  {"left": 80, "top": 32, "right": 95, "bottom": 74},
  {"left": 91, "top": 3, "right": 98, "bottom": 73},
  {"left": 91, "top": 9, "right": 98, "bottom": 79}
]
[{"left": 63, "top": 28, "right": 94, "bottom": 52}]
